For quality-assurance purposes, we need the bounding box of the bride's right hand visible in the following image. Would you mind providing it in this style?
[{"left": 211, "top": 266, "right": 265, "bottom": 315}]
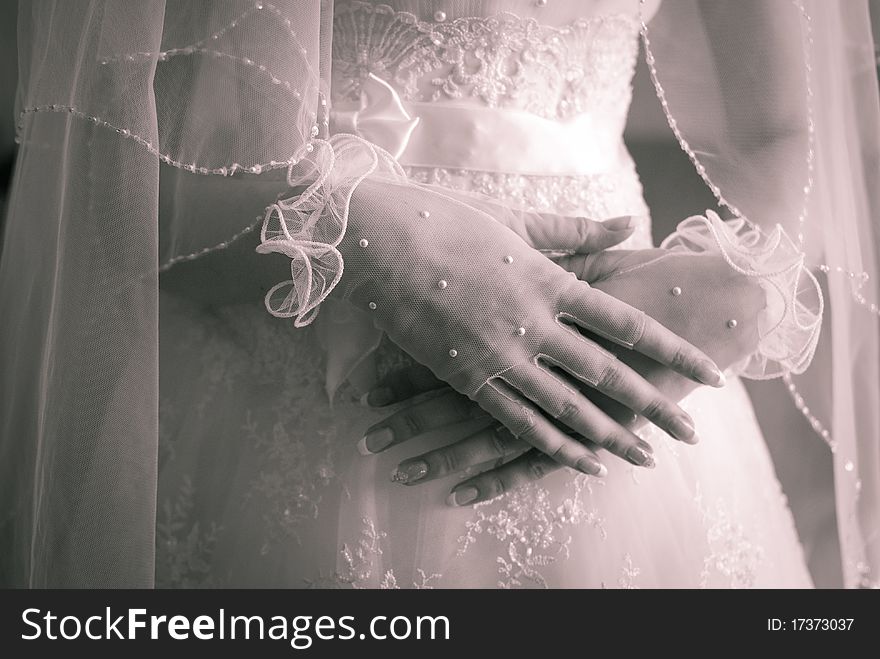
[{"left": 329, "top": 179, "right": 724, "bottom": 475}]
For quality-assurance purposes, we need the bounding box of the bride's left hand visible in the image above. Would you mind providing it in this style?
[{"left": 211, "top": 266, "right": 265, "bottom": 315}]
[
  {"left": 362, "top": 365, "right": 579, "bottom": 503},
  {"left": 362, "top": 364, "right": 634, "bottom": 505}
]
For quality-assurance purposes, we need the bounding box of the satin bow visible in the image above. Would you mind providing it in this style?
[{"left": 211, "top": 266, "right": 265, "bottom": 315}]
[{"left": 330, "top": 73, "right": 420, "bottom": 159}]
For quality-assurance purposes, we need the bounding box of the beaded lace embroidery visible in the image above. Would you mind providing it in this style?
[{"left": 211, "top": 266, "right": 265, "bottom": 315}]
[{"left": 332, "top": 2, "right": 640, "bottom": 120}]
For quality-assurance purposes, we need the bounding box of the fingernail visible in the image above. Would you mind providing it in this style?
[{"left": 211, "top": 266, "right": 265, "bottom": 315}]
[
  {"left": 446, "top": 486, "right": 479, "bottom": 507},
  {"left": 602, "top": 216, "right": 633, "bottom": 231},
  {"left": 391, "top": 461, "right": 428, "bottom": 484},
  {"left": 575, "top": 456, "right": 607, "bottom": 477},
  {"left": 697, "top": 361, "right": 726, "bottom": 387},
  {"left": 626, "top": 445, "right": 656, "bottom": 468},
  {"left": 669, "top": 415, "right": 696, "bottom": 443},
  {"left": 357, "top": 427, "right": 394, "bottom": 455},
  {"left": 361, "top": 387, "right": 394, "bottom": 408}
]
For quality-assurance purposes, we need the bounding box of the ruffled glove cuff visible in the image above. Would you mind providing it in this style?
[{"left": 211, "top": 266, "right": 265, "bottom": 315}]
[
  {"left": 660, "top": 211, "right": 822, "bottom": 378},
  {"left": 255, "top": 135, "right": 402, "bottom": 326}
]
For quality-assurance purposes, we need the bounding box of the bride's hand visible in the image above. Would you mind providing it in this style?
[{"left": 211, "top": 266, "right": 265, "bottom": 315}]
[
  {"left": 361, "top": 248, "right": 764, "bottom": 504},
  {"left": 338, "top": 180, "right": 723, "bottom": 477}
]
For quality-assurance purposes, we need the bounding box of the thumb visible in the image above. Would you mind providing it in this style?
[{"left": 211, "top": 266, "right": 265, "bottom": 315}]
[
  {"left": 555, "top": 248, "right": 667, "bottom": 283},
  {"left": 517, "top": 213, "right": 636, "bottom": 252}
]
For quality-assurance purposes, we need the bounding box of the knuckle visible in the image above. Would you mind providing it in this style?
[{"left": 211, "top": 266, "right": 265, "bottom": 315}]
[
  {"left": 556, "top": 400, "right": 582, "bottom": 425},
  {"left": 640, "top": 398, "right": 666, "bottom": 422},
  {"left": 576, "top": 218, "right": 596, "bottom": 244},
  {"left": 598, "top": 431, "right": 624, "bottom": 453},
  {"left": 597, "top": 362, "right": 624, "bottom": 391},
  {"left": 489, "top": 426, "right": 514, "bottom": 456},
  {"left": 438, "top": 447, "right": 461, "bottom": 474},
  {"left": 526, "top": 453, "right": 550, "bottom": 480},
  {"left": 629, "top": 311, "right": 647, "bottom": 344},
  {"left": 483, "top": 475, "right": 506, "bottom": 499},
  {"left": 400, "top": 411, "right": 424, "bottom": 436},
  {"left": 510, "top": 406, "right": 537, "bottom": 439},
  {"left": 549, "top": 443, "right": 571, "bottom": 465},
  {"left": 669, "top": 345, "right": 690, "bottom": 372}
]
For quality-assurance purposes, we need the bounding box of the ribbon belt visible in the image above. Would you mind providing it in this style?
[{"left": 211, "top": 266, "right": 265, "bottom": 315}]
[{"left": 330, "top": 73, "right": 627, "bottom": 176}]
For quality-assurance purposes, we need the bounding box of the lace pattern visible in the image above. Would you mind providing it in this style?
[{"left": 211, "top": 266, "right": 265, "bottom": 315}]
[
  {"left": 404, "top": 164, "right": 651, "bottom": 245},
  {"left": 332, "top": 2, "right": 641, "bottom": 120},
  {"left": 457, "top": 475, "right": 607, "bottom": 588}
]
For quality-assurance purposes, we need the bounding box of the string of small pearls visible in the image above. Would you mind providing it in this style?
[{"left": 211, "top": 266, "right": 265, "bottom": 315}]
[
  {"left": 17, "top": 103, "right": 323, "bottom": 273},
  {"left": 99, "top": 6, "right": 255, "bottom": 64},
  {"left": 640, "top": 0, "right": 817, "bottom": 251},
  {"left": 793, "top": 0, "right": 816, "bottom": 250},
  {"left": 818, "top": 265, "right": 879, "bottom": 316},
  {"left": 16, "top": 104, "right": 305, "bottom": 176},
  {"left": 639, "top": 0, "right": 865, "bottom": 454},
  {"left": 638, "top": 0, "right": 743, "bottom": 220},
  {"left": 98, "top": 2, "right": 307, "bottom": 66},
  {"left": 781, "top": 372, "right": 835, "bottom": 451},
  {"left": 158, "top": 218, "right": 261, "bottom": 272},
  {"left": 643, "top": 0, "right": 874, "bottom": 319},
  {"left": 318, "top": 92, "right": 330, "bottom": 138}
]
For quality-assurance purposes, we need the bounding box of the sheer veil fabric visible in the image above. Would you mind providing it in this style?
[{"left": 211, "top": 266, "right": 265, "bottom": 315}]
[{"left": 0, "top": 0, "right": 877, "bottom": 587}]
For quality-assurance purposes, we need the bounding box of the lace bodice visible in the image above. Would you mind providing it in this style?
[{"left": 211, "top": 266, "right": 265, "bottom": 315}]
[
  {"left": 330, "top": 1, "right": 651, "bottom": 230},
  {"left": 331, "top": 2, "right": 640, "bottom": 121}
]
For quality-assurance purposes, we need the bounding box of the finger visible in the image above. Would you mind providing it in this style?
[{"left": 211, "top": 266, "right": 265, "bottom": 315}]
[
  {"left": 519, "top": 213, "right": 635, "bottom": 252},
  {"left": 633, "top": 314, "right": 726, "bottom": 386},
  {"left": 359, "top": 389, "right": 488, "bottom": 454},
  {"left": 562, "top": 282, "right": 725, "bottom": 387},
  {"left": 501, "top": 363, "right": 657, "bottom": 468},
  {"left": 446, "top": 449, "right": 569, "bottom": 506},
  {"left": 362, "top": 363, "right": 446, "bottom": 407},
  {"left": 475, "top": 378, "right": 606, "bottom": 476},
  {"left": 555, "top": 249, "right": 665, "bottom": 281},
  {"left": 389, "top": 424, "right": 529, "bottom": 485},
  {"left": 546, "top": 333, "right": 697, "bottom": 443}
]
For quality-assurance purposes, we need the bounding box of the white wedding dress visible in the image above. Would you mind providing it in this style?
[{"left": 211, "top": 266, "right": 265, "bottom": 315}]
[{"left": 156, "top": 1, "right": 812, "bottom": 588}]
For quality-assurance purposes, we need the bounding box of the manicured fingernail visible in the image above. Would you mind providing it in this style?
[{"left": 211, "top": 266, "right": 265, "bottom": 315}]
[
  {"left": 669, "top": 415, "right": 696, "bottom": 443},
  {"left": 357, "top": 427, "right": 394, "bottom": 455},
  {"left": 361, "top": 387, "right": 394, "bottom": 407},
  {"left": 697, "top": 361, "right": 726, "bottom": 387},
  {"left": 446, "top": 486, "right": 479, "bottom": 507},
  {"left": 575, "top": 456, "right": 607, "bottom": 477},
  {"left": 626, "top": 445, "right": 656, "bottom": 468},
  {"left": 602, "top": 216, "right": 633, "bottom": 231},
  {"left": 391, "top": 461, "right": 428, "bottom": 484}
]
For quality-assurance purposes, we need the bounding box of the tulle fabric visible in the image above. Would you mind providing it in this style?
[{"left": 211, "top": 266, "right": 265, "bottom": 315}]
[
  {"left": 1, "top": 0, "right": 331, "bottom": 587},
  {"left": 155, "top": 299, "right": 812, "bottom": 588},
  {"left": 644, "top": 0, "right": 880, "bottom": 587},
  {"left": 661, "top": 211, "right": 822, "bottom": 378},
  {"left": 0, "top": 0, "right": 876, "bottom": 587}
]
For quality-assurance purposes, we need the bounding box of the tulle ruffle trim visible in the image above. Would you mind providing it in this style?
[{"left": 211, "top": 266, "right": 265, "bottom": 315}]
[
  {"left": 661, "top": 211, "right": 823, "bottom": 378},
  {"left": 255, "top": 135, "right": 403, "bottom": 326}
]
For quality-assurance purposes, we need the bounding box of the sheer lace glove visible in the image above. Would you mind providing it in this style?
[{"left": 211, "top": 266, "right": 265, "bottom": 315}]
[
  {"left": 361, "top": 215, "right": 821, "bottom": 505},
  {"left": 331, "top": 178, "right": 724, "bottom": 475}
]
